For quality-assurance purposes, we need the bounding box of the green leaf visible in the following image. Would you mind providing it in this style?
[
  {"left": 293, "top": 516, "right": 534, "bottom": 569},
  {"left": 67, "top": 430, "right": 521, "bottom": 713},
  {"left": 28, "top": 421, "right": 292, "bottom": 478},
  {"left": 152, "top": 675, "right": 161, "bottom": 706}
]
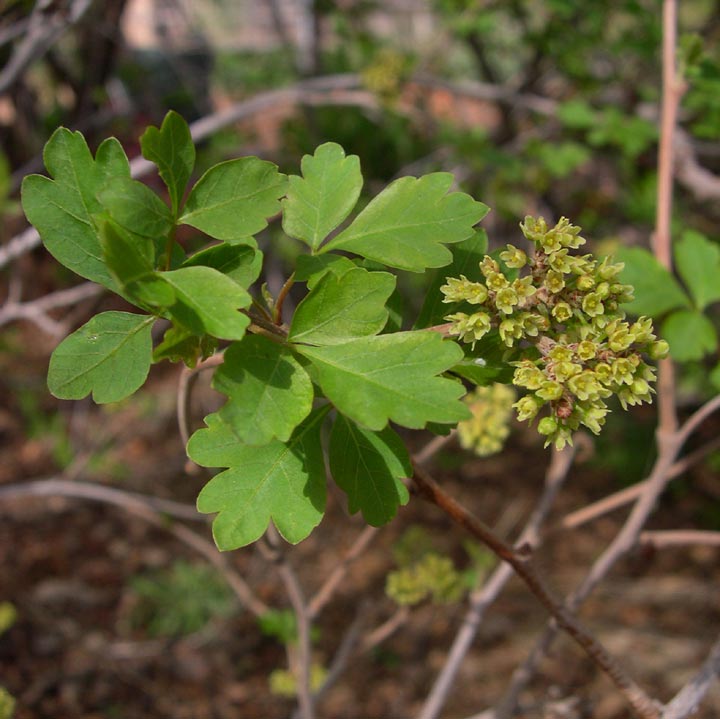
[
  {"left": 557, "top": 99, "right": 598, "bottom": 129},
  {"left": 450, "top": 331, "right": 515, "bottom": 385},
  {"left": 48, "top": 311, "right": 154, "bottom": 403},
  {"left": 289, "top": 267, "right": 395, "bottom": 345},
  {"left": 674, "top": 230, "right": 720, "bottom": 310},
  {"left": 98, "top": 178, "right": 173, "bottom": 239},
  {"left": 294, "top": 254, "right": 357, "bottom": 289},
  {"left": 98, "top": 219, "right": 176, "bottom": 310},
  {"left": 321, "top": 173, "right": 489, "bottom": 272},
  {"left": 140, "top": 110, "right": 195, "bottom": 216},
  {"left": 21, "top": 129, "right": 130, "bottom": 290},
  {"left": 213, "top": 335, "right": 314, "bottom": 445},
  {"left": 617, "top": 247, "right": 690, "bottom": 316},
  {"left": 152, "top": 324, "right": 217, "bottom": 367},
  {"left": 189, "top": 407, "right": 329, "bottom": 549},
  {"left": 160, "top": 266, "right": 251, "bottom": 340},
  {"left": 282, "top": 142, "right": 362, "bottom": 250},
  {"left": 710, "top": 362, "right": 720, "bottom": 391},
  {"left": 414, "top": 229, "right": 489, "bottom": 328},
  {"left": 179, "top": 158, "right": 287, "bottom": 240},
  {"left": 296, "top": 332, "right": 470, "bottom": 431},
  {"left": 661, "top": 310, "right": 717, "bottom": 362},
  {"left": 183, "top": 243, "right": 263, "bottom": 288},
  {"left": 328, "top": 415, "right": 410, "bottom": 526}
]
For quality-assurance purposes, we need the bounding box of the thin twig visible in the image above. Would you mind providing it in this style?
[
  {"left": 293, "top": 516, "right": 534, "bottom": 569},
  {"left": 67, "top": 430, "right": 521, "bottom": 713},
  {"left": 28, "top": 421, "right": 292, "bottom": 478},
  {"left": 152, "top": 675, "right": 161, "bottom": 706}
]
[
  {"left": 0, "top": 478, "right": 269, "bottom": 617},
  {"left": 411, "top": 463, "right": 661, "bottom": 719},
  {"left": 0, "top": 0, "right": 95, "bottom": 95},
  {"left": 0, "top": 281, "right": 104, "bottom": 336},
  {"left": 559, "top": 432, "right": 720, "bottom": 532},
  {"left": 176, "top": 353, "right": 225, "bottom": 447},
  {"left": 307, "top": 524, "right": 379, "bottom": 620},
  {"left": 361, "top": 606, "right": 410, "bottom": 652},
  {"left": 494, "top": 391, "right": 720, "bottom": 717},
  {"left": 639, "top": 529, "right": 720, "bottom": 549},
  {"left": 417, "top": 447, "right": 576, "bottom": 719},
  {"left": 261, "top": 527, "right": 315, "bottom": 719},
  {"left": 661, "top": 636, "right": 720, "bottom": 719}
]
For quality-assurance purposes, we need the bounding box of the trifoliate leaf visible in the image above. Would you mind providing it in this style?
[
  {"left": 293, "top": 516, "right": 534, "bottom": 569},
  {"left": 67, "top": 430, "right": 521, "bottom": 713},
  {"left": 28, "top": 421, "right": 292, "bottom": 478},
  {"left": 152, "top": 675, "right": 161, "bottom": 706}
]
[
  {"left": 321, "top": 173, "right": 488, "bottom": 272},
  {"left": 289, "top": 267, "right": 396, "bottom": 345},
  {"left": 296, "top": 332, "right": 470, "bottom": 430},
  {"left": 140, "top": 110, "right": 195, "bottom": 216},
  {"left": 213, "top": 335, "right": 314, "bottom": 445},
  {"left": 617, "top": 247, "right": 690, "bottom": 316},
  {"left": 160, "top": 266, "right": 251, "bottom": 340},
  {"left": 282, "top": 142, "right": 362, "bottom": 250},
  {"left": 414, "top": 229, "right": 489, "bottom": 328},
  {"left": 674, "top": 230, "right": 720, "bottom": 311},
  {"left": 328, "top": 415, "right": 410, "bottom": 526},
  {"left": 179, "top": 158, "right": 287, "bottom": 240},
  {"left": 182, "top": 243, "right": 263, "bottom": 288},
  {"left": 21, "top": 129, "right": 130, "bottom": 290},
  {"left": 189, "top": 407, "right": 330, "bottom": 549},
  {"left": 661, "top": 309, "right": 717, "bottom": 362},
  {"left": 48, "top": 311, "right": 154, "bottom": 403},
  {"left": 98, "top": 178, "right": 173, "bottom": 239}
]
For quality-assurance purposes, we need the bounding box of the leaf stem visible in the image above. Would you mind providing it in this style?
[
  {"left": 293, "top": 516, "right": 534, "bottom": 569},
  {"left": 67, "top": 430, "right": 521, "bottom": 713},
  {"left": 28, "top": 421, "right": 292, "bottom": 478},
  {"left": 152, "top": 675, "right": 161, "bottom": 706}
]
[
  {"left": 163, "top": 225, "right": 177, "bottom": 271},
  {"left": 274, "top": 272, "right": 295, "bottom": 324}
]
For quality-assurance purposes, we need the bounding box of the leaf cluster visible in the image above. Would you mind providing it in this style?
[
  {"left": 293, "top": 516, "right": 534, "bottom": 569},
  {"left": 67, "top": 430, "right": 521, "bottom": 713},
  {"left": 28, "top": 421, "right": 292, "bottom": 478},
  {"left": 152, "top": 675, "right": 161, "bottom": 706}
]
[{"left": 22, "top": 113, "right": 489, "bottom": 549}]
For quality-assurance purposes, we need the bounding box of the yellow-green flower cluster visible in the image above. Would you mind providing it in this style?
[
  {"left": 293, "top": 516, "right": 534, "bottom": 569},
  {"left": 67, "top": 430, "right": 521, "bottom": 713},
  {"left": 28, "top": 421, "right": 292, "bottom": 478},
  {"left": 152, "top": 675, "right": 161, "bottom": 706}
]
[
  {"left": 386, "top": 553, "right": 465, "bottom": 606},
  {"left": 457, "top": 384, "right": 516, "bottom": 457},
  {"left": 440, "top": 216, "right": 669, "bottom": 450}
]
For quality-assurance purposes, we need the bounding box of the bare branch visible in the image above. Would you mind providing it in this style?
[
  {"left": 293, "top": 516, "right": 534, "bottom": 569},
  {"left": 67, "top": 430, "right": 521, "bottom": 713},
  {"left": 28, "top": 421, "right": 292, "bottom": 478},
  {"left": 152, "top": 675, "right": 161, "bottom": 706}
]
[
  {"left": 411, "top": 463, "right": 661, "bottom": 719},
  {"left": 639, "top": 529, "right": 720, "bottom": 549},
  {"left": 417, "top": 447, "right": 576, "bottom": 719},
  {"left": 307, "top": 524, "right": 379, "bottom": 620},
  {"left": 0, "top": 0, "right": 95, "bottom": 96},
  {"left": 662, "top": 636, "right": 720, "bottom": 719},
  {"left": 262, "top": 526, "right": 315, "bottom": 719},
  {"left": 0, "top": 477, "right": 269, "bottom": 617},
  {"left": 0, "top": 280, "right": 103, "bottom": 336}
]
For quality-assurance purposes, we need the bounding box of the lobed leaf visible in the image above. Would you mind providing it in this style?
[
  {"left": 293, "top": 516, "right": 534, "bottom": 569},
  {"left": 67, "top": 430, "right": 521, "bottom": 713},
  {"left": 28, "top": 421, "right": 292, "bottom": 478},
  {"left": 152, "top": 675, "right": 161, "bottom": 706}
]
[
  {"left": 321, "top": 173, "right": 489, "bottom": 272},
  {"left": 328, "top": 415, "right": 410, "bottom": 526},
  {"left": 289, "top": 267, "right": 396, "bottom": 345},
  {"left": 140, "top": 110, "right": 195, "bottom": 216},
  {"left": 48, "top": 311, "right": 154, "bottom": 403},
  {"left": 21, "top": 130, "right": 130, "bottom": 290},
  {"left": 179, "top": 157, "right": 287, "bottom": 241},
  {"left": 296, "top": 332, "right": 470, "bottom": 431},
  {"left": 189, "top": 407, "right": 329, "bottom": 549},
  {"left": 282, "top": 142, "right": 362, "bottom": 250},
  {"left": 213, "top": 335, "right": 314, "bottom": 445}
]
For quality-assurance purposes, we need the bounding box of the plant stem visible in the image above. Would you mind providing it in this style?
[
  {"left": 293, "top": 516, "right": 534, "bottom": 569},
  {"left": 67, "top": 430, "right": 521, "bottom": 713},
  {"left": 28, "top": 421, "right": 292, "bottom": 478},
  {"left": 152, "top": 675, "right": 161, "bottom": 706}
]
[
  {"left": 274, "top": 272, "right": 295, "bottom": 324},
  {"left": 411, "top": 463, "right": 661, "bottom": 719}
]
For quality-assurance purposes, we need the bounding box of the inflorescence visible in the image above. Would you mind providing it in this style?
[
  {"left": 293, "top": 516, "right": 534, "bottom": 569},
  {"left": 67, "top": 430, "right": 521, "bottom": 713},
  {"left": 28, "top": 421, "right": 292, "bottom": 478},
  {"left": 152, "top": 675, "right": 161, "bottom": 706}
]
[{"left": 441, "top": 216, "right": 669, "bottom": 450}]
